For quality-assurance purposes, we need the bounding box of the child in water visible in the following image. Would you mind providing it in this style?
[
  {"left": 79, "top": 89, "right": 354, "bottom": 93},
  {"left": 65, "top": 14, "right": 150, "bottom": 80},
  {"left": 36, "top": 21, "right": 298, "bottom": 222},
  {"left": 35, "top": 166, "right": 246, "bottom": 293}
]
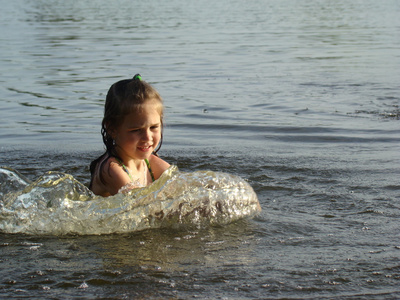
[{"left": 89, "top": 74, "right": 170, "bottom": 196}]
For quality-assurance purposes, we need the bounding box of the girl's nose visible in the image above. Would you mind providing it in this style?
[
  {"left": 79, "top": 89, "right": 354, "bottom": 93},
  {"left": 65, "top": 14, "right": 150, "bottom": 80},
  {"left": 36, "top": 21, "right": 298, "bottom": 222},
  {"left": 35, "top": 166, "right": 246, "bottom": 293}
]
[{"left": 141, "top": 129, "right": 152, "bottom": 141}]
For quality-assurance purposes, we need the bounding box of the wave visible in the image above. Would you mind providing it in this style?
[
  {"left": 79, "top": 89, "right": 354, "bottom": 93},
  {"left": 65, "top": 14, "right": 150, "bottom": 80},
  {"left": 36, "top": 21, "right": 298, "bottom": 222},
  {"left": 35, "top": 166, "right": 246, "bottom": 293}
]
[{"left": 0, "top": 166, "right": 261, "bottom": 235}]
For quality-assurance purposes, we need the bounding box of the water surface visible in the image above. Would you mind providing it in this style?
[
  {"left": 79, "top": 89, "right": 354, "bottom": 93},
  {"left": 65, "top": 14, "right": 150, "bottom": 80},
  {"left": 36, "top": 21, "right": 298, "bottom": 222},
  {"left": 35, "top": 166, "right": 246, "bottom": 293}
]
[{"left": 1, "top": 0, "right": 399, "bottom": 298}]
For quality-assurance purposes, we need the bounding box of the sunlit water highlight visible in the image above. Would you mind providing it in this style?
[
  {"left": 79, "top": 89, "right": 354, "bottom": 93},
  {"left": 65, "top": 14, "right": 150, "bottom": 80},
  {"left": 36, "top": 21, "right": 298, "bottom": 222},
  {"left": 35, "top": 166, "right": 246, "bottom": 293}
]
[{"left": 0, "top": 166, "right": 260, "bottom": 235}]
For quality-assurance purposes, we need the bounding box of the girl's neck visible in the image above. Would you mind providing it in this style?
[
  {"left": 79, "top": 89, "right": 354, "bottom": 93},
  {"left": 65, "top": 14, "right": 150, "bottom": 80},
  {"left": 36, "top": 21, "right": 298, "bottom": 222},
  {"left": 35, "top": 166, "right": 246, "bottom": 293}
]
[
  {"left": 121, "top": 157, "right": 145, "bottom": 172},
  {"left": 114, "top": 148, "right": 146, "bottom": 171}
]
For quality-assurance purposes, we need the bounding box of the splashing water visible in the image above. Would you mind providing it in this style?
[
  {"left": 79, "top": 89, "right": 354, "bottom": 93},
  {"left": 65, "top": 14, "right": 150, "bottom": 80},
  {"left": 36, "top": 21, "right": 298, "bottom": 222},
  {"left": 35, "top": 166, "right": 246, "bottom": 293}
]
[{"left": 0, "top": 166, "right": 261, "bottom": 235}]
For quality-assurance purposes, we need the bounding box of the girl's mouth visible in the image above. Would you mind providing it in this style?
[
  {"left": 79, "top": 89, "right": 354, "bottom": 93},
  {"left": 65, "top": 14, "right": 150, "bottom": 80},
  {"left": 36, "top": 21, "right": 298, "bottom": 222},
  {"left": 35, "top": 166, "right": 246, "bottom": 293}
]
[{"left": 138, "top": 145, "right": 152, "bottom": 152}]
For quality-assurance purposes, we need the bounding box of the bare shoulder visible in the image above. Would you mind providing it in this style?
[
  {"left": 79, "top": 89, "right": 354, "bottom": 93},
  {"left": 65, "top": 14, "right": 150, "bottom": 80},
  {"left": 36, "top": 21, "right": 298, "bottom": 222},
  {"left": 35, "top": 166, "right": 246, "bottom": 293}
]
[
  {"left": 148, "top": 154, "right": 170, "bottom": 179},
  {"left": 100, "top": 157, "right": 132, "bottom": 195}
]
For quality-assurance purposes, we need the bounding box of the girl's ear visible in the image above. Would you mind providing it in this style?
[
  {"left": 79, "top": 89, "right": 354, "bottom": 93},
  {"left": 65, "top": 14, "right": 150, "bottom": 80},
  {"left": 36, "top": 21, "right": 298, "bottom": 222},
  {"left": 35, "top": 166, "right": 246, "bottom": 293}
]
[
  {"left": 105, "top": 122, "right": 117, "bottom": 139},
  {"left": 110, "top": 129, "right": 118, "bottom": 140}
]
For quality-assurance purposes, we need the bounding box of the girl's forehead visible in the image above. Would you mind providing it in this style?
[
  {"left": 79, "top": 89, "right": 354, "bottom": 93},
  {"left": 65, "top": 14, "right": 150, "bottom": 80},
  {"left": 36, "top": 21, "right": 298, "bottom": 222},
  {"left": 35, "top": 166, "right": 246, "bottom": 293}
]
[
  {"left": 122, "top": 102, "right": 162, "bottom": 126},
  {"left": 126, "top": 99, "right": 163, "bottom": 114}
]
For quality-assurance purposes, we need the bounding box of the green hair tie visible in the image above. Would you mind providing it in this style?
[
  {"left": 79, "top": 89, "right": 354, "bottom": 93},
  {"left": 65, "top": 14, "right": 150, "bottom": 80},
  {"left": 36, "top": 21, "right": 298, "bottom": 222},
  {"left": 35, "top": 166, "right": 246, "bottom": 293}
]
[{"left": 133, "top": 74, "right": 142, "bottom": 81}]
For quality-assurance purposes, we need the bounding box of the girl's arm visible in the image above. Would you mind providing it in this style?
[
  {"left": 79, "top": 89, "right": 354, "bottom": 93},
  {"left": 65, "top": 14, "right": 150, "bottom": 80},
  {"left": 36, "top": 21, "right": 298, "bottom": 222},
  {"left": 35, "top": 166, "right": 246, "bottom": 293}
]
[
  {"left": 149, "top": 154, "right": 170, "bottom": 180},
  {"left": 102, "top": 158, "right": 133, "bottom": 196}
]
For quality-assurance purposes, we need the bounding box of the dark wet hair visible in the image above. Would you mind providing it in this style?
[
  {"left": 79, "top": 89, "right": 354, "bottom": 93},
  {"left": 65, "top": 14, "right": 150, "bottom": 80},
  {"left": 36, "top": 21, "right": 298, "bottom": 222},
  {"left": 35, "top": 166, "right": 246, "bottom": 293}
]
[{"left": 89, "top": 75, "right": 164, "bottom": 189}]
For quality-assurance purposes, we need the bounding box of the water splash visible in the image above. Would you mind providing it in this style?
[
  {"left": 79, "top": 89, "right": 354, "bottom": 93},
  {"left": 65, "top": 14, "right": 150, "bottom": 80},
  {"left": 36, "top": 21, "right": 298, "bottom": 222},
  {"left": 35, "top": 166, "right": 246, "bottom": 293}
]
[{"left": 0, "top": 166, "right": 261, "bottom": 235}]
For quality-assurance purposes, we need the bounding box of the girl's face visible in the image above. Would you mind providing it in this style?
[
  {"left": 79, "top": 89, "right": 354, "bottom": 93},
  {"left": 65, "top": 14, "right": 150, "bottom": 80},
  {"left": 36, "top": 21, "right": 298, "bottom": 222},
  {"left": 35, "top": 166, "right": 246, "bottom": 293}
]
[{"left": 113, "top": 100, "right": 162, "bottom": 162}]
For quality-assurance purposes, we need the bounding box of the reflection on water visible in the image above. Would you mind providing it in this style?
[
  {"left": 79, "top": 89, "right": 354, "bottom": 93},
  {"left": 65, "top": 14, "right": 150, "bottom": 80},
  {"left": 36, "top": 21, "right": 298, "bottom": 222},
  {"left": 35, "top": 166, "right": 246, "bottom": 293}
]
[
  {"left": 0, "top": 220, "right": 262, "bottom": 298},
  {"left": 95, "top": 222, "right": 258, "bottom": 271}
]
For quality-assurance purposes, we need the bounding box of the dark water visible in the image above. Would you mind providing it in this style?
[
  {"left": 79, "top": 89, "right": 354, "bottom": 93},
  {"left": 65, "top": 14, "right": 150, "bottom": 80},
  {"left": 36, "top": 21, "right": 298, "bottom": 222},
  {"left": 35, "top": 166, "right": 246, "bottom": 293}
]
[{"left": 1, "top": 0, "right": 400, "bottom": 298}]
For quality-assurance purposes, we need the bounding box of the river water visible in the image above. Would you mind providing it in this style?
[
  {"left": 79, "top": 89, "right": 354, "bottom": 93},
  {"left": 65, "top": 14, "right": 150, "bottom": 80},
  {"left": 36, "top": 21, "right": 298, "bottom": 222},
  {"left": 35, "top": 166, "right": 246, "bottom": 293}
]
[{"left": 1, "top": 0, "right": 400, "bottom": 298}]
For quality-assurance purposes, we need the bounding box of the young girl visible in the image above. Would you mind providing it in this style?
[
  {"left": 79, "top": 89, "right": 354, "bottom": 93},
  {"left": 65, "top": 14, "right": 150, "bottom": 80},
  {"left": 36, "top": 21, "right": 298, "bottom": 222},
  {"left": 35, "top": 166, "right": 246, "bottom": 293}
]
[{"left": 89, "top": 74, "right": 170, "bottom": 197}]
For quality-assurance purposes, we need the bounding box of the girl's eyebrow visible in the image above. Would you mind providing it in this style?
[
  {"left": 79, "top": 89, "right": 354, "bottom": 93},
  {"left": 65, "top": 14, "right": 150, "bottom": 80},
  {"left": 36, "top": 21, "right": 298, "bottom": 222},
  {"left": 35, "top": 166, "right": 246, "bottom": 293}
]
[{"left": 127, "top": 122, "right": 161, "bottom": 129}]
